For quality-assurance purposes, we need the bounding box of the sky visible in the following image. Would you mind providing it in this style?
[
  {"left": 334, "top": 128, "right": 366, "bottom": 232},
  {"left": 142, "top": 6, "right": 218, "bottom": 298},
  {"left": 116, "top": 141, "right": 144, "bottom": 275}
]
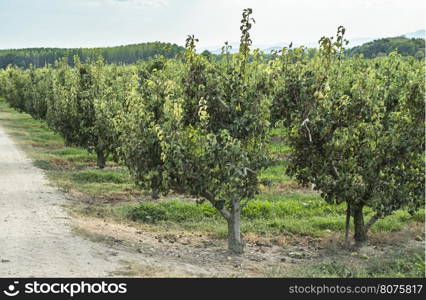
[{"left": 0, "top": 0, "right": 424, "bottom": 49}]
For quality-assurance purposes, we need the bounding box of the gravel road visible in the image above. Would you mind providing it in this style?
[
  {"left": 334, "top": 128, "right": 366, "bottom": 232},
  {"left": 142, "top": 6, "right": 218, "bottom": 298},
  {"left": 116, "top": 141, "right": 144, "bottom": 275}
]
[{"left": 0, "top": 124, "right": 126, "bottom": 277}]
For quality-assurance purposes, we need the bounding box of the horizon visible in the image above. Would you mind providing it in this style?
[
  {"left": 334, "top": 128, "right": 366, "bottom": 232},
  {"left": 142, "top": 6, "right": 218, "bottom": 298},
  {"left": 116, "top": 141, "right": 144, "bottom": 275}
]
[
  {"left": 0, "top": 29, "right": 424, "bottom": 52},
  {"left": 0, "top": 0, "right": 425, "bottom": 50}
]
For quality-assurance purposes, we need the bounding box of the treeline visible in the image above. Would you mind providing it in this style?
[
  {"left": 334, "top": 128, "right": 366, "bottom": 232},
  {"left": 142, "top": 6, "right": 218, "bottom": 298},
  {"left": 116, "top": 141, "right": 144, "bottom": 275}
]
[
  {"left": 0, "top": 42, "right": 184, "bottom": 68},
  {"left": 2, "top": 36, "right": 423, "bottom": 71},
  {"left": 346, "top": 36, "right": 425, "bottom": 59},
  {"left": 0, "top": 10, "right": 424, "bottom": 254}
]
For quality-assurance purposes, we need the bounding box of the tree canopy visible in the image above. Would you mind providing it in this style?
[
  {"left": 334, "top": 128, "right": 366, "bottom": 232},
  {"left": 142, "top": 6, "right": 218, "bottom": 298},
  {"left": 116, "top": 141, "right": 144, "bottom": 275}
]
[
  {"left": 346, "top": 36, "right": 425, "bottom": 59},
  {"left": 0, "top": 42, "right": 184, "bottom": 68}
]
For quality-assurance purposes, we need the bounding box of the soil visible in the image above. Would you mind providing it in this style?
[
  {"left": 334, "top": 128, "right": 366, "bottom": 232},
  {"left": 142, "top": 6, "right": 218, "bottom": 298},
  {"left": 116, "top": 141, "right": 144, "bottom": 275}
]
[{"left": 0, "top": 125, "right": 129, "bottom": 277}]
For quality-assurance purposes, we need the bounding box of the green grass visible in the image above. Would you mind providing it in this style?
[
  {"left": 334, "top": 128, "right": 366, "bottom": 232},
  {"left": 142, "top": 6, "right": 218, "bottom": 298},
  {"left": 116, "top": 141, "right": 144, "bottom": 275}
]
[
  {"left": 0, "top": 97, "right": 424, "bottom": 240},
  {"left": 71, "top": 169, "right": 130, "bottom": 184},
  {"left": 273, "top": 248, "right": 425, "bottom": 278},
  {"left": 72, "top": 194, "right": 423, "bottom": 238},
  {"left": 0, "top": 98, "right": 140, "bottom": 198},
  {"left": 267, "top": 127, "right": 290, "bottom": 156},
  {"left": 260, "top": 163, "right": 292, "bottom": 184},
  {"left": 47, "top": 147, "right": 97, "bottom": 163}
]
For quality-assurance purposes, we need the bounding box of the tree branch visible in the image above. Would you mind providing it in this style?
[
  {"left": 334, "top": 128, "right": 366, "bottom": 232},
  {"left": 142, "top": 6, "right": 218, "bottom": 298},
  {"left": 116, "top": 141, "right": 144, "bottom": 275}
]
[
  {"left": 365, "top": 212, "right": 381, "bottom": 232},
  {"left": 301, "top": 118, "right": 312, "bottom": 142},
  {"left": 218, "top": 207, "right": 231, "bottom": 220},
  {"left": 331, "top": 160, "right": 340, "bottom": 179},
  {"left": 200, "top": 191, "right": 231, "bottom": 221}
]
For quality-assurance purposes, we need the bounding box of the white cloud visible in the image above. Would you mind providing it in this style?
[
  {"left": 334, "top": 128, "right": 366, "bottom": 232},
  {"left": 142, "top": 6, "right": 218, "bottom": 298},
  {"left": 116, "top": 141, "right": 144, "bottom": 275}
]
[
  {"left": 110, "top": 0, "right": 168, "bottom": 7},
  {"left": 80, "top": 1, "right": 102, "bottom": 8},
  {"left": 1, "top": 0, "right": 424, "bottom": 49},
  {"left": 79, "top": 0, "right": 168, "bottom": 8}
]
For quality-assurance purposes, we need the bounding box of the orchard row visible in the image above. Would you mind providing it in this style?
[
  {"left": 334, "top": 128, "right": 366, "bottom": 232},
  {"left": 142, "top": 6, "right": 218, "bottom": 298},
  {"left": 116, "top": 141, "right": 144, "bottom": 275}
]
[{"left": 0, "top": 9, "right": 424, "bottom": 253}]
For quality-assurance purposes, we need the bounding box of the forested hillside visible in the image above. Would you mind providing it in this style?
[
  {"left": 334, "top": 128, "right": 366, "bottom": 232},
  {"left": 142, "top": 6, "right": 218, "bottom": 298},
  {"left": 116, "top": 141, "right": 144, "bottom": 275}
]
[
  {"left": 2, "top": 35, "right": 424, "bottom": 70},
  {"left": 0, "top": 42, "right": 184, "bottom": 68},
  {"left": 346, "top": 36, "right": 425, "bottom": 58}
]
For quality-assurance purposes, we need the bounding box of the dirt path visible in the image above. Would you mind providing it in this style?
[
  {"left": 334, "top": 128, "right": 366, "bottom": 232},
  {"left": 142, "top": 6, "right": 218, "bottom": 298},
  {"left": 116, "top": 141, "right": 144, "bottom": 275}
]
[{"left": 0, "top": 124, "right": 137, "bottom": 277}]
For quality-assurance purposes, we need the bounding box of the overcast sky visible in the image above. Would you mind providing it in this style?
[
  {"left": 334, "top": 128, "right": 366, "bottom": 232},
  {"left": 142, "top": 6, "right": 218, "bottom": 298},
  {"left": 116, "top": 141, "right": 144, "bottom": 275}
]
[{"left": 0, "top": 0, "right": 424, "bottom": 49}]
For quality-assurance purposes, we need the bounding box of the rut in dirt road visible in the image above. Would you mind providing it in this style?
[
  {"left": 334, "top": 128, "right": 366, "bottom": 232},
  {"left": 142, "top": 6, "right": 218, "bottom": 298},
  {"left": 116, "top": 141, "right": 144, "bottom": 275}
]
[{"left": 0, "top": 124, "right": 128, "bottom": 277}]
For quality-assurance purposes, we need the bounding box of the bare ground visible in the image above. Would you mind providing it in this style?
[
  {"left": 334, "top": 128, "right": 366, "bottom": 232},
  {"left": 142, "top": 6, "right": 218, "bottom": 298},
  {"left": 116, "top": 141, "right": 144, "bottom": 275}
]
[
  {"left": 69, "top": 215, "right": 424, "bottom": 277},
  {"left": 0, "top": 124, "right": 141, "bottom": 277}
]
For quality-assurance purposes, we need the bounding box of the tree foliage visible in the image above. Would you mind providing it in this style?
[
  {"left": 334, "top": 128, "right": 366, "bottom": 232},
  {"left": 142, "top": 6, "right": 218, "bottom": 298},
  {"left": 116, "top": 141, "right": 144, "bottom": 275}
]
[
  {"left": 0, "top": 42, "right": 184, "bottom": 69},
  {"left": 274, "top": 28, "right": 425, "bottom": 245},
  {"left": 116, "top": 9, "right": 272, "bottom": 253},
  {"left": 346, "top": 36, "right": 425, "bottom": 59}
]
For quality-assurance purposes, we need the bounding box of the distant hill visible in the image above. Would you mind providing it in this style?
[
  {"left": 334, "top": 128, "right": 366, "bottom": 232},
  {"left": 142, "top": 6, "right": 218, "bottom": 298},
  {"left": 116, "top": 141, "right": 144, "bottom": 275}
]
[
  {"left": 0, "top": 42, "right": 184, "bottom": 68},
  {"left": 345, "top": 36, "right": 425, "bottom": 59},
  {"left": 200, "top": 29, "right": 426, "bottom": 55},
  {"left": 404, "top": 30, "right": 426, "bottom": 39},
  {"left": 2, "top": 29, "right": 424, "bottom": 67}
]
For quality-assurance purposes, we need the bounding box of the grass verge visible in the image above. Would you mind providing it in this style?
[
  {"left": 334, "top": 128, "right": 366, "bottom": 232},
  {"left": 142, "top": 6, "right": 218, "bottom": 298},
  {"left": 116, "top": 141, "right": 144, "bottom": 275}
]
[{"left": 269, "top": 247, "right": 425, "bottom": 278}]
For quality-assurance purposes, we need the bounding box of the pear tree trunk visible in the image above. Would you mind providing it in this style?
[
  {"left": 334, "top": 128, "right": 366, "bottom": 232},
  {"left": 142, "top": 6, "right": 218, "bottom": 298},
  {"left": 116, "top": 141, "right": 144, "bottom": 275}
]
[
  {"left": 96, "top": 149, "right": 106, "bottom": 169},
  {"left": 353, "top": 203, "right": 367, "bottom": 246},
  {"left": 207, "top": 193, "right": 245, "bottom": 254},
  {"left": 226, "top": 197, "right": 244, "bottom": 254},
  {"left": 344, "top": 201, "right": 351, "bottom": 246},
  {"left": 150, "top": 176, "right": 160, "bottom": 200}
]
